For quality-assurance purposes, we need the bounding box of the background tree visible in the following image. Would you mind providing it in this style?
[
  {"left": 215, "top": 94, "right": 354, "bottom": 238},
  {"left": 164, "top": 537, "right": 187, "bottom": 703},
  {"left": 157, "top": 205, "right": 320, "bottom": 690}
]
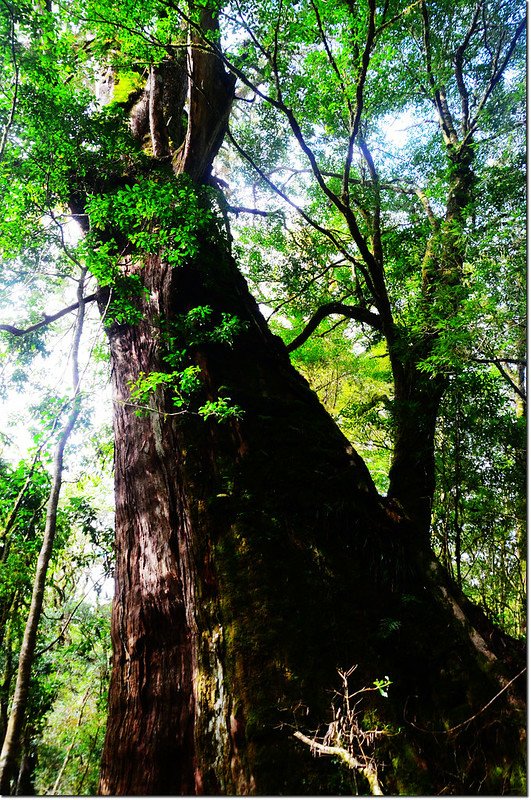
[
  {"left": 220, "top": 0, "right": 525, "bottom": 540},
  {"left": 0, "top": 436, "right": 113, "bottom": 794}
]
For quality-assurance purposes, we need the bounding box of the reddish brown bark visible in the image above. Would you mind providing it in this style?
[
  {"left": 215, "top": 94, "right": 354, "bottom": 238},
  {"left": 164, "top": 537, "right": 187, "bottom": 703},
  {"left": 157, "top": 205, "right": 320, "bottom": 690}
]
[{"left": 98, "top": 233, "right": 381, "bottom": 793}]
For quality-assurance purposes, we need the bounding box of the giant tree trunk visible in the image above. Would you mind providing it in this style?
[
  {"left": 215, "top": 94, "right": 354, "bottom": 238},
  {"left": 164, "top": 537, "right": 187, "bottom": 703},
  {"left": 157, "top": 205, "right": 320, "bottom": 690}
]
[
  {"left": 98, "top": 225, "right": 525, "bottom": 794},
  {"left": 94, "top": 12, "right": 524, "bottom": 794}
]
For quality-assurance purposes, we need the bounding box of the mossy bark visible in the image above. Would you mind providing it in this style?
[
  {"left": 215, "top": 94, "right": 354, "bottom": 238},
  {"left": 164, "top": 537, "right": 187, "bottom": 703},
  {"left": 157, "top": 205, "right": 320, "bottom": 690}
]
[{"left": 98, "top": 222, "right": 525, "bottom": 795}]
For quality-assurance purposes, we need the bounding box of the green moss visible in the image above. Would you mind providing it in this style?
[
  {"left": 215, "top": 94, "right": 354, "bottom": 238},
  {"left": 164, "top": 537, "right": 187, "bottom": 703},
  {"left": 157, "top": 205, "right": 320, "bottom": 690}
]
[{"left": 112, "top": 70, "right": 145, "bottom": 104}]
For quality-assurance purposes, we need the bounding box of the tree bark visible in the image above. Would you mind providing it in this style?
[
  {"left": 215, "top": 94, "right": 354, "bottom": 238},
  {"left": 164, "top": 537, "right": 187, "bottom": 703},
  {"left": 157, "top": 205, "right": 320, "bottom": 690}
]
[
  {"left": 387, "top": 359, "right": 447, "bottom": 540},
  {"left": 385, "top": 139, "right": 475, "bottom": 542}
]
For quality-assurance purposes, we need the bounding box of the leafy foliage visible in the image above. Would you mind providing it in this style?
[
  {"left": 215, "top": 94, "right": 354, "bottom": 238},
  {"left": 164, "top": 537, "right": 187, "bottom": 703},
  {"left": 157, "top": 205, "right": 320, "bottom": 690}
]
[{"left": 129, "top": 306, "right": 247, "bottom": 419}]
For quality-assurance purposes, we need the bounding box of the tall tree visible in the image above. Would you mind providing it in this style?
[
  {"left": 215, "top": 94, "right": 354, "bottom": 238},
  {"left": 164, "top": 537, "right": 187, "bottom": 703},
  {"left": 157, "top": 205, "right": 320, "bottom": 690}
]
[
  {"left": 0, "top": 0, "right": 525, "bottom": 794},
  {"left": 221, "top": 0, "right": 525, "bottom": 540},
  {"left": 0, "top": 269, "right": 87, "bottom": 793}
]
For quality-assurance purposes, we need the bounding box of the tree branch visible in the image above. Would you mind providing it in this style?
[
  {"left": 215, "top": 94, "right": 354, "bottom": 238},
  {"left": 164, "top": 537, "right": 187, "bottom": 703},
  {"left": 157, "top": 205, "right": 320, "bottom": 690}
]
[
  {"left": 343, "top": 0, "right": 376, "bottom": 203},
  {"left": 227, "top": 205, "right": 279, "bottom": 217},
  {"left": 491, "top": 360, "right": 526, "bottom": 401},
  {"left": 0, "top": 0, "right": 19, "bottom": 163},
  {"left": 227, "top": 130, "right": 364, "bottom": 269},
  {"left": 310, "top": 0, "right": 354, "bottom": 119},
  {"left": 466, "top": 14, "right": 526, "bottom": 143},
  {"left": 453, "top": 0, "right": 483, "bottom": 134},
  {"left": 265, "top": 258, "right": 349, "bottom": 321},
  {"left": 251, "top": 166, "right": 440, "bottom": 225},
  {"left": 0, "top": 293, "right": 99, "bottom": 337},
  {"left": 293, "top": 731, "right": 383, "bottom": 795},
  {"left": 287, "top": 301, "right": 382, "bottom": 352},
  {"left": 358, "top": 137, "right": 384, "bottom": 264},
  {"left": 375, "top": 0, "right": 423, "bottom": 35}
]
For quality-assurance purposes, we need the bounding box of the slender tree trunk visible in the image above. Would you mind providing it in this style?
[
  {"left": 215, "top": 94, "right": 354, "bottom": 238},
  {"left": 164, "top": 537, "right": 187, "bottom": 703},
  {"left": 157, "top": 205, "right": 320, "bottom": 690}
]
[
  {"left": 14, "top": 725, "right": 36, "bottom": 797},
  {"left": 49, "top": 685, "right": 91, "bottom": 795},
  {"left": 0, "top": 272, "right": 87, "bottom": 795},
  {"left": 454, "top": 395, "right": 463, "bottom": 588},
  {"left": 385, "top": 141, "right": 475, "bottom": 543},
  {"left": 387, "top": 359, "right": 446, "bottom": 540},
  {"left": 514, "top": 327, "right": 526, "bottom": 636}
]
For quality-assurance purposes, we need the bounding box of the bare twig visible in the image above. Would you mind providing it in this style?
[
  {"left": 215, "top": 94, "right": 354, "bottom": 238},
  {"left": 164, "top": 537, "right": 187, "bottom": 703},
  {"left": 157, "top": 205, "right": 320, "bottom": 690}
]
[{"left": 293, "top": 667, "right": 390, "bottom": 795}]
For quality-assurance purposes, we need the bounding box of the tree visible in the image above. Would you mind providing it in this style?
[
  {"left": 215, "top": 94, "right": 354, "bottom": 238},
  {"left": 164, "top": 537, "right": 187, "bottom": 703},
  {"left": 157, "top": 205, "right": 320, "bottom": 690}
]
[
  {"left": 219, "top": 0, "right": 525, "bottom": 541},
  {"left": 0, "top": 427, "right": 113, "bottom": 795},
  {"left": 33, "top": 599, "right": 111, "bottom": 796},
  {"left": 0, "top": 269, "right": 86, "bottom": 793},
  {"left": 432, "top": 369, "right": 526, "bottom": 636},
  {"left": 0, "top": 0, "right": 525, "bottom": 795}
]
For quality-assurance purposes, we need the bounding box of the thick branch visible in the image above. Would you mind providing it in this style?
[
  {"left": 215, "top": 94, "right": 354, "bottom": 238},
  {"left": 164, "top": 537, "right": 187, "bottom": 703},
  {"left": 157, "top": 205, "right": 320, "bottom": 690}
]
[
  {"left": 172, "top": 8, "right": 236, "bottom": 182},
  {"left": 414, "top": 188, "right": 439, "bottom": 229},
  {"left": 148, "top": 65, "right": 171, "bottom": 159},
  {"left": 227, "top": 205, "right": 279, "bottom": 217},
  {"left": 358, "top": 138, "right": 384, "bottom": 264},
  {"left": 0, "top": 293, "right": 98, "bottom": 337},
  {"left": 421, "top": 0, "right": 458, "bottom": 146},
  {"left": 287, "top": 302, "right": 382, "bottom": 352}
]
